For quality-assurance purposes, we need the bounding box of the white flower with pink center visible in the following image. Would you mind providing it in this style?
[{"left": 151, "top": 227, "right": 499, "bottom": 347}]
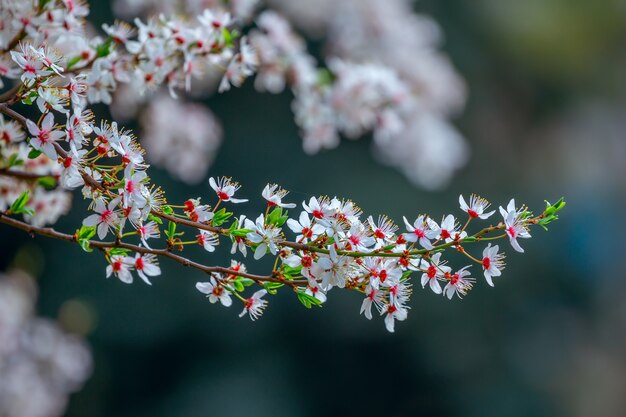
[
  {"left": 208, "top": 177, "right": 248, "bottom": 203},
  {"left": 482, "top": 244, "right": 505, "bottom": 287},
  {"left": 196, "top": 276, "right": 233, "bottom": 307},
  {"left": 418, "top": 253, "right": 450, "bottom": 294},
  {"left": 443, "top": 266, "right": 475, "bottom": 300},
  {"left": 239, "top": 289, "right": 268, "bottom": 320},
  {"left": 83, "top": 198, "right": 121, "bottom": 239},
  {"left": 286, "top": 211, "right": 324, "bottom": 243},
  {"left": 106, "top": 255, "right": 134, "bottom": 284},
  {"left": 134, "top": 253, "right": 161, "bottom": 285},
  {"left": 25, "top": 113, "right": 64, "bottom": 160},
  {"left": 402, "top": 215, "right": 438, "bottom": 250},
  {"left": 261, "top": 183, "right": 296, "bottom": 208},
  {"left": 459, "top": 194, "right": 495, "bottom": 219},
  {"left": 499, "top": 199, "right": 531, "bottom": 253}
]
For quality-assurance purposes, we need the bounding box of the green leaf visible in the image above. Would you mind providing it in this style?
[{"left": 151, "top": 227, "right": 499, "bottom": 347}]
[
  {"left": 148, "top": 213, "right": 163, "bottom": 224},
  {"left": 77, "top": 225, "right": 97, "bottom": 240},
  {"left": 230, "top": 228, "right": 252, "bottom": 238},
  {"left": 233, "top": 280, "right": 244, "bottom": 292},
  {"left": 6, "top": 153, "right": 23, "bottom": 168},
  {"left": 37, "top": 176, "right": 57, "bottom": 189},
  {"left": 165, "top": 221, "right": 177, "bottom": 240},
  {"left": 9, "top": 191, "right": 30, "bottom": 215},
  {"left": 297, "top": 290, "right": 322, "bottom": 309},
  {"left": 263, "top": 281, "right": 284, "bottom": 295},
  {"left": 161, "top": 205, "right": 174, "bottom": 215},
  {"left": 108, "top": 248, "right": 130, "bottom": 257},
  {"left": 78, "top": 239, "right": 92, "bottom": 252},
  {"left": 266, "top": 207, "right": 288, "bottom": 227},
  {"left": 237, "top": 278, "right": 255, "bottom": 287},
  {"left": 96, "top": 38, "right": 113, "bottom": 58},
  {"left": 66, "top": 56, "right": 81, "bottom": 70},
  {"left": 28, "top": 149, "right": 42, "bottom": 159},
  {"left": 222, "top": 28, "right": 234, "bottom": 47},
  {"left": 212, "top": 208, "right": 233, "bottom": 227}
]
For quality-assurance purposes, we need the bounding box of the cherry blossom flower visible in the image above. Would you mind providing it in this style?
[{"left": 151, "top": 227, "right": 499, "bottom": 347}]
[
  {"left": 317, "top": 245, "right": 350, "bottom": 289},
  {"left": 482, "top": 244, "right": 505, "bottom": 287},
  {"left": 360, "top": 285, "right": 384, "bottom": 320},
  {"left": 197, "top": 230, "right": 220, "bottom": 252},
  {"left": 136, "top": 220, "right": 160, "bottom": 248},
  {"left": 418, "top": 253, "right": 450, "bottom": 294},
  {"left": 106, "top": 254, "right": 134, "bottom": 283},
  {"left": 305, "top": 281, "right": 327, "bottom": 303},
  {"left": 196, "top": 276, "right": 233, "bottom": 307},
  {"left": 432, "top": 214, "right": 466, "bottom": 243},
  {"left": 403, "top": 215, "right": 438, "bottom": 250},
  {"left": 183, "top": 198, "right": 214, "bottom": 223},
  {"left": 245, "top": 214, "right": 281, "bottom": 260},
  {"left": 367, "top": 215, "right": 398, "bottom": 244},
  {"left": 239, "top": 289, "right": 268, "bottom": 320},
  {"left": 459, "top": 194, "right": 495, "bottom": 219},
  {"left": 59, "top": 147, "right": 86, "bottom": 189},
  {"left": 122, "top": 170, "right": 147, "bottom": 208},
  {"left": 208, "top": 176, "right": 248, "bottom": 203},
  {"left": 261, "top": 183, "right": 296, "bottom": 208},
  {"left": 133, "top": 253, "right": 161, "bottom": 285},
  {"left": 382, "top": 304, "right": 408, "bottom": 333},
  {"left": 286, "top": 211, "right": 324, "bottom": 243},
  {"left": 83, "top": 198, "right": 121, "bottom": 239},
  {"left": 25, "top": 113, "right": 64, "bottom": 160},
  {"left": 443, "top": 266, "right": 475, "bottom": 300},
  {"left": 499, "top": 199, "right": 531, "bottom": 253}
]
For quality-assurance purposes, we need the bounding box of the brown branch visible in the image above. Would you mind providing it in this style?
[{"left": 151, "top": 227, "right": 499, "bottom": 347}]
[
  {"left": 0, "top": 168, "right": 57, "bottom": 182},
  {"left": 0, "top": 212, "right": 304, "bottom": 287}
]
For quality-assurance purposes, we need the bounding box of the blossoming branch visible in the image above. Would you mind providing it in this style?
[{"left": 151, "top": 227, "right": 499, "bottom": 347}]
[{"left": 0, "top": 0, "right": 564, "bottom": 333}]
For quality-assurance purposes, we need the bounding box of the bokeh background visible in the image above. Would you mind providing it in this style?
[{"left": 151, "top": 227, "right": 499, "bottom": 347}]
[{"left": 2, "top": 0, "right": 626, "bottom": 416}]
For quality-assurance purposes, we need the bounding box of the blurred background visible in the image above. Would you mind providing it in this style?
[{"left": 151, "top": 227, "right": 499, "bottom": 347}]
[{"left": 2, "top": 0, "right": 626, "bottom": 416}]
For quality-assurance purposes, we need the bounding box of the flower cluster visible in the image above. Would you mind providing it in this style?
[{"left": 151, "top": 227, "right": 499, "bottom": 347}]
[
  {"left": 0, "top": 0, "right": 564, "bottom": 335},
  {"left": 1, "top": 0, "right": 469, "bottom": 187},
  {"left": 0, "top": 269, "right": 92, "bottom": 417}
]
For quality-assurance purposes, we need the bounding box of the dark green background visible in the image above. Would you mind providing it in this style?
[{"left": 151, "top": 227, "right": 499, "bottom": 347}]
[{"left": 2, "top": 0, "right": 626, "bottom": 416}]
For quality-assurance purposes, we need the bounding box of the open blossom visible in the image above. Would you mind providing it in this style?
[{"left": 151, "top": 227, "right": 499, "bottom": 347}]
[
  {"left": 137, "top": 220, "right": 160, "bottom": 248},
  {"left": 245, "top": 214, "right": 281, "bottom": 260},
  {"left": 196, "top": 276, "right": 233, "bottom": 307},
  {"left": 499, "top": 199, "right": 531, "bottom": 253},
  {"left": 459, "top": 194, "right": 495, "bottom": 219},
  {"left": 432, "top": 214, "right": 466, "bottom": 243},
  {"left": 286, "top": 211, "right": 324, "bottom": 243},
  {"left": 183, "top": 198, "right": 214, "bottom": 223},
  {"left": 60, "top": 147, "right": 86, "bottom": 189},
  {"left": 122, "top": 170, "right": 147, "bottom": 208},
  {"left": 25, "top": 113, "right": 64, "bottom": 160},
  {"left": 403, "top": 215, "right": 438, "bottom": 250},
  {"left": 418, "top": 253, "right": 450, "bottom": 294},
  {"left": 261, "top": 183, "right": 296, "bottom": 208},
  {"left": 482, "top": 244, "right": 505, "bottom": 287},
  {"left": 302, "top": 196, "right": 333, "bottom": 221},
  {"left": 239, "top": 289, "right": 268, "bottom": 320},
  {"left": 83, "top": 198, "right": 120, "bottom": 239},
  {"left": 305, "top": 281, "right": 327, "bottom": 303},
  {"left": 133, "top": 253, "right": 161, "bottom": 285},
  {"left": 443, "top": 266, "right": 475, "bottom": 300},
  {"left": 382, "top": 303, "right": 408, "bottom": 333},
  {"left": 367, "top": 215, "right": 398, "bottom": 243},
  {"left": 106, "top": 255, "right": 134, "bottom": 283},
  {"left": 317, "top": 245, "right": 350, "bottom": 290},
  {"left": 360, "top": 285, "right": 384, "bottom": 320},
  {"left": 197, "top": 230, "right": 220, "bottom": 252},
  {"left": 208, "top": 177, "right": 248, "bottom": 203}
]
